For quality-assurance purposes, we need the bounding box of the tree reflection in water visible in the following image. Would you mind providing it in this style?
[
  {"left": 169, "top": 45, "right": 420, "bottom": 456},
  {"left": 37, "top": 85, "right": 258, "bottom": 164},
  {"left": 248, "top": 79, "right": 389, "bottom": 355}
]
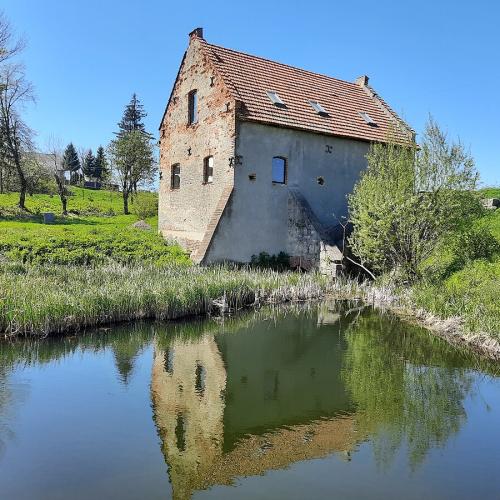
[
  {"left": 341, "top": 310, "right": 475, "bottom": 470},
  {"left": 150, "top": 304, "right": 493, "bottom": 499}
]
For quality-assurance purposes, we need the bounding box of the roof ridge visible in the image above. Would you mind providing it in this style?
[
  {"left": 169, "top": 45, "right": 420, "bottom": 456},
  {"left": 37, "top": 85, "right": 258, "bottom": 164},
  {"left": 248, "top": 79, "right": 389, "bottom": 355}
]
[{"left": 205, "top": 41, "right": 359, "bottom": 89}]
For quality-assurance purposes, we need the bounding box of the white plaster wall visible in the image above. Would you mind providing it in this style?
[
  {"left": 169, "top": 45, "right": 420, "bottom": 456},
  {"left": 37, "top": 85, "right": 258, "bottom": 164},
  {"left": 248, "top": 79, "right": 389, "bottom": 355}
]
[{"left": 205, "top": 121, "right": 370, "bottom": 263}]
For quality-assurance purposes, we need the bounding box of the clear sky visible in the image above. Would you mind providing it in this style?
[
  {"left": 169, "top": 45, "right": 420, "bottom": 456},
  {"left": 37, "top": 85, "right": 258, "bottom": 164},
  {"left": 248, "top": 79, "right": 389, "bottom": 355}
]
[{"left": 2, "top": 0, "right": 499, "bottom": 185}]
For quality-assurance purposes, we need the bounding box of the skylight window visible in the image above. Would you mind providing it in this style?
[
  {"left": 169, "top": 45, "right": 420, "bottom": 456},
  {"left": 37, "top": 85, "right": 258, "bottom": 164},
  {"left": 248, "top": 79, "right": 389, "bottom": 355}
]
[
  {"left": 309, "top": 100, "right": 328, "bottom": 116},
  {"left": 266, "top": 91, "right": 285, "bottom": 107},
  {"left": 359, "top": 112, "right": 376, "bottom": 125}
]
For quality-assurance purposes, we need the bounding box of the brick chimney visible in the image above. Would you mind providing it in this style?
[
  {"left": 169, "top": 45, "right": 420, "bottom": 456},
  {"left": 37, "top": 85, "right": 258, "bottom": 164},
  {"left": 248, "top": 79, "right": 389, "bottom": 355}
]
[
  {"left": 355, "top": 75, "right": 369, "bottom": 87},
  {"left": 189, "top": 27, "right": 204, "bottom": 41}
]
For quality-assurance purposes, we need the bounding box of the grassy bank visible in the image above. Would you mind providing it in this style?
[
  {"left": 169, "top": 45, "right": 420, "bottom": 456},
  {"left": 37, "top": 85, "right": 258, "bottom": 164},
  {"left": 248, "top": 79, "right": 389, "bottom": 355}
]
[
  {"left": 410, "top": 187, "right": 500, "bottom": 338},
  {"left": 0, "top": 214, "right": 190, "bottom": 266},
  {"left": 0, "top": 188, "right": 190, "bottom": 266},
  {"left": 0, "top": 263, "right": 329, "bottom": 338}
]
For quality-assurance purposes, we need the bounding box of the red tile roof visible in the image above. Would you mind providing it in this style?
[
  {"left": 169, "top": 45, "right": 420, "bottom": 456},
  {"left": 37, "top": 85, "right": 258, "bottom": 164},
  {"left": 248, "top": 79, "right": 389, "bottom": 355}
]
[{"left": 200, "top": 40, "right": 413, "bottom": 143}]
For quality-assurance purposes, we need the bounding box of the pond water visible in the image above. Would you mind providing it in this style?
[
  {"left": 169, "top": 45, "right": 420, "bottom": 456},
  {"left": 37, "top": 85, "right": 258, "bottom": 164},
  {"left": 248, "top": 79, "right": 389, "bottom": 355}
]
[{"left": 1, "top": 302, "right": 499, "bottom": 500}]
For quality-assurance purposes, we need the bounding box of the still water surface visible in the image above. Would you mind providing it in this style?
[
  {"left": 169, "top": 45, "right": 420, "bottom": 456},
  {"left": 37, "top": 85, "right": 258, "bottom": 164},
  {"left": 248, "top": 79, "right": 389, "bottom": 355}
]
[{"left": 0, "top": 302, "right": 499, "bottom": 499}]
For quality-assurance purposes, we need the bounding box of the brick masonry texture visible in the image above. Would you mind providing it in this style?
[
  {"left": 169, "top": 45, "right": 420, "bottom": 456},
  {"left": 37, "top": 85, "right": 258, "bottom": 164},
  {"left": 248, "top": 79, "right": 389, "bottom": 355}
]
[{"left": 158, "top": 36, "right": 236, "bottom": 249}]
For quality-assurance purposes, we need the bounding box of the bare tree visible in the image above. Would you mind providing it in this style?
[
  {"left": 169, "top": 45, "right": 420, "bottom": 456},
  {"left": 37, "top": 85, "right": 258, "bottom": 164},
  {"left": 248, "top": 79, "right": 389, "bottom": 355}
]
[
  {"left": 0, "top": 63, "right": 35, "bottom": 209},
  {"left": 46, "top": 137, "right": 69, "bottom": 214},
  {"left": 0, "top": 11, "right": 25, "bottom": 65},
  {"left": 0, "top": 10, "right": 26, "bottom": 195}
]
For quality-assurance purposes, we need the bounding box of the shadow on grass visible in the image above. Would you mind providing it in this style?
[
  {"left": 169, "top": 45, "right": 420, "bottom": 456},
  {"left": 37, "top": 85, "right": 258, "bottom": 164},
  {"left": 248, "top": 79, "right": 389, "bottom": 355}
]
[{"left": 0, "top": 213, "right": 100, "bottom": 226}]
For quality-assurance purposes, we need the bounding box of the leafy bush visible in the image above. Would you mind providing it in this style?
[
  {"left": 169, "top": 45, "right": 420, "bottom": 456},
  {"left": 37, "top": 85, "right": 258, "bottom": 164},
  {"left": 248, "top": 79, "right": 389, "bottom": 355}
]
[
  {"left": 348, "top": 118, "right": 481, "bottom": 280},
  {"left": 132, "top": 194, "right": 157, "bottom": 220},
  {"left": 420, "top": 226, "right": 499, "bottom": 282},
  {"left": 0, "top": 215, "right": 190, "bottom": 267},
  {"left": 250, "top": 251, "right": 290, "bottom": 271},
  {"left": 451, "top": 227, "right": 499, "bottom": 263}
]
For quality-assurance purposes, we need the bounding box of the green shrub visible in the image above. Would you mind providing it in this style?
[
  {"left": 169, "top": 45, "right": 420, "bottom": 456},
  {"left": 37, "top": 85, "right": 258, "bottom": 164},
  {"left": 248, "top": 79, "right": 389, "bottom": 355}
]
[
  {"left": 451, "top": 227, "right": 499, "bottom": 263},
  {"left": 420, "top": 226, "right": 499, "bottom": 283},
  {"left": 132, "top": 195, "right": 157, "bottom": 220},
  {"left": 0, "top": 221, "right": 190, "bottom": 267}
]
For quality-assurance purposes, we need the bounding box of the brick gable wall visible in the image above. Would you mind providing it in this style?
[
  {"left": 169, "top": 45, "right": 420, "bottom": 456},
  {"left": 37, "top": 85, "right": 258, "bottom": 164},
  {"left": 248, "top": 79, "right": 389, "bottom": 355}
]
[{"left": 159, "top": 37, "right": 236, "bottom": 255}]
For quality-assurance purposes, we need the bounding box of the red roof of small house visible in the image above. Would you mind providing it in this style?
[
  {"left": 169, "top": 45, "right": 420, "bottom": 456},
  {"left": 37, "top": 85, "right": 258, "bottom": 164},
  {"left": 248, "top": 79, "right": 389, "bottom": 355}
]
[{"left": 199, "top": 39, "right": 413, "bottom": 143}]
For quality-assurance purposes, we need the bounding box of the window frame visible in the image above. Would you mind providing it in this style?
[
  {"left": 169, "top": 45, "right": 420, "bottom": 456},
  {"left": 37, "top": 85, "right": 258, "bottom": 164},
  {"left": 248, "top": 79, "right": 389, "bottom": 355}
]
[
  {"left": 188, "top": 90, "right": 198, "bottom": 125},
  {"left": 170, "top": 163, "right": 180, "bottom": 190},
  {"left": 203, "top": 156, "right": 214, "bottom": 184},
  {"left": 271, "top": 156, "right": 287, "bottom": 185}
]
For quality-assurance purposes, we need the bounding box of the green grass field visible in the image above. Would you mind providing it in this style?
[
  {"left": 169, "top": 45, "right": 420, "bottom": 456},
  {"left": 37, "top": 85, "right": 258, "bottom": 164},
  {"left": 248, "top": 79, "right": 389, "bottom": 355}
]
[
  {"left": 0, "top": 187, "right": 190, "bottom": 266},
  {"left": 0, "top": 186, "right": 146, "bottom": 216}
]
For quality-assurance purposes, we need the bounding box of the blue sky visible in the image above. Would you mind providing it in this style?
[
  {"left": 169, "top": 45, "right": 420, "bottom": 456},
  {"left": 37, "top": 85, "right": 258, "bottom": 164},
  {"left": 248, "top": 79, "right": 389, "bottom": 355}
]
[{"left": 2, "top": 0, "right": 499, "bottom": 185}]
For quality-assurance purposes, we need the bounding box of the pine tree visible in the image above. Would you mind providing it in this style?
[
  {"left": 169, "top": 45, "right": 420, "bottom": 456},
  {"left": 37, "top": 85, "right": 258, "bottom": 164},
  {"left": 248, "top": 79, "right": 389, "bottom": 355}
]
[
  {"left": 94, "top": 146, "right": 109, "bottom": 181},
  {"left": 116, "top": 93, "right": 152, "bottom": 138},
  {"left": 82, "top": 149, "right": 96, "bottom": 179},
  {"left": 62, "top": 143, "right": 81, "bottom": 185}
]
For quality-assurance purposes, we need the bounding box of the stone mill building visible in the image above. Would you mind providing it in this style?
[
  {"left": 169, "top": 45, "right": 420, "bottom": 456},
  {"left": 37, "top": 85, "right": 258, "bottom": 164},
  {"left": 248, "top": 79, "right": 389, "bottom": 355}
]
[{"left": 158, "top": 28, "right": 412, "bottom": 272}]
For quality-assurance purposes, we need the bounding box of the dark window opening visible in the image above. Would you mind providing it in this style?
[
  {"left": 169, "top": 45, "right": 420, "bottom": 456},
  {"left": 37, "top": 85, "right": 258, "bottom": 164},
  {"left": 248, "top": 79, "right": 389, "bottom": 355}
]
[
  {"left": 175, "top": 414, "right": 186, "bottom": 452},
  {"left": 164, "top": 348, "right": 174, "bottom": 374},
  {"left": 188, "top": 90, "right": 198, "bottom": 125},
  {"left": 171, "top": 164, "right": 180, "bottom": 190},
  {"left": 195, "top": 362, "right": 206, "bottom": 395},
  {"left": 272, "top": 156, "right": 287, "bottom": 184},
  {"left": 203, "top": 156, "right": 213, "bottom": 183}
]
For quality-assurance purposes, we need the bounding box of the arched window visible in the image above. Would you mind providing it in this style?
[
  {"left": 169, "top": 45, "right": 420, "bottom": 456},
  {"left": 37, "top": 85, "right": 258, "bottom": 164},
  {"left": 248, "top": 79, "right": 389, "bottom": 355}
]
[
  {"left": 203, "top": 156, "right": 213, "bottom": 184},
  {"left": 272, "top": 156, "right": 287, "bottom": 184},
  {"left": 171, "top": 164, "right": 180, "bottom": 189},
  {"left": 188, "top": 90, "right": 198, "bottom": 125}
]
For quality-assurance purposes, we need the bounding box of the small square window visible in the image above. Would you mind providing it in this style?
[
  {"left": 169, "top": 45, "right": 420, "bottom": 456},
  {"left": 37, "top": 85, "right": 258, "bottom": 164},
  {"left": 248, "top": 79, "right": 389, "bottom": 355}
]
[
  {"left": 171, "top": 164, "right": 180, "bottom": 189},
  {"left": 203, "top": 156, "right": 213, "bottom": 183},
  {"left": 272, "top": 156, "right": 287, "bottom": 184}
]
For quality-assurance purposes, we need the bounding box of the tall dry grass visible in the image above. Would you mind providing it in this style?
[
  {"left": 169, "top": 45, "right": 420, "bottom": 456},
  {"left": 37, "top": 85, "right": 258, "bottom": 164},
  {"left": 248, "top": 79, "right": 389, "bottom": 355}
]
[{"left": 0, "top": 263, "right": 330, "bottom": 338}]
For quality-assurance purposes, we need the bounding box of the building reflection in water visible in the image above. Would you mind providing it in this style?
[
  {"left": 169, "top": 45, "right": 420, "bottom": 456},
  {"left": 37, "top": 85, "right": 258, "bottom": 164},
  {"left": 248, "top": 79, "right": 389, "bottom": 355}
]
[
  {"left": 151, "top": 306, "right": 360, "bottom": 500},
  {"left": 151, "top": 334, "right": 226, "bottom": 500}
]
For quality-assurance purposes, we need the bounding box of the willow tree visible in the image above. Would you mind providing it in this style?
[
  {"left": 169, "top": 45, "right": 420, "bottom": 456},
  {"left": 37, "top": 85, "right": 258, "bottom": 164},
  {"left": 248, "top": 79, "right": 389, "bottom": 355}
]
[{"left": 348, "top": 118, "right": 481, "bottom": 280}]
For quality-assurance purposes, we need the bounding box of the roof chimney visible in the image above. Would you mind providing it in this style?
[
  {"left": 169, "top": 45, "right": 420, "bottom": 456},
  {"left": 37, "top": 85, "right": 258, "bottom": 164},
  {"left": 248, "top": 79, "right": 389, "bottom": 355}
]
[
  {"left": 189, "top": 27, "right": 204, "bottom": 41},
  {"left": 355, "top": 75, "right": 369, "bottom": 87}
]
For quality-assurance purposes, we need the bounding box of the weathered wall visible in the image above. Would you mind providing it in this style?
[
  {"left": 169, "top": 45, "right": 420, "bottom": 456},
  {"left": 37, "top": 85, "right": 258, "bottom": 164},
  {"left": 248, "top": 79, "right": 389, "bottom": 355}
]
[
  {"left": 151, "top": 336, "right": 226, "bottom": 500},
  {"left": 158, "top": 37, "right": 236, "bottom": 243},
  {"left": 205, "top": 121, "right": 370, "bottom": 263}
]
